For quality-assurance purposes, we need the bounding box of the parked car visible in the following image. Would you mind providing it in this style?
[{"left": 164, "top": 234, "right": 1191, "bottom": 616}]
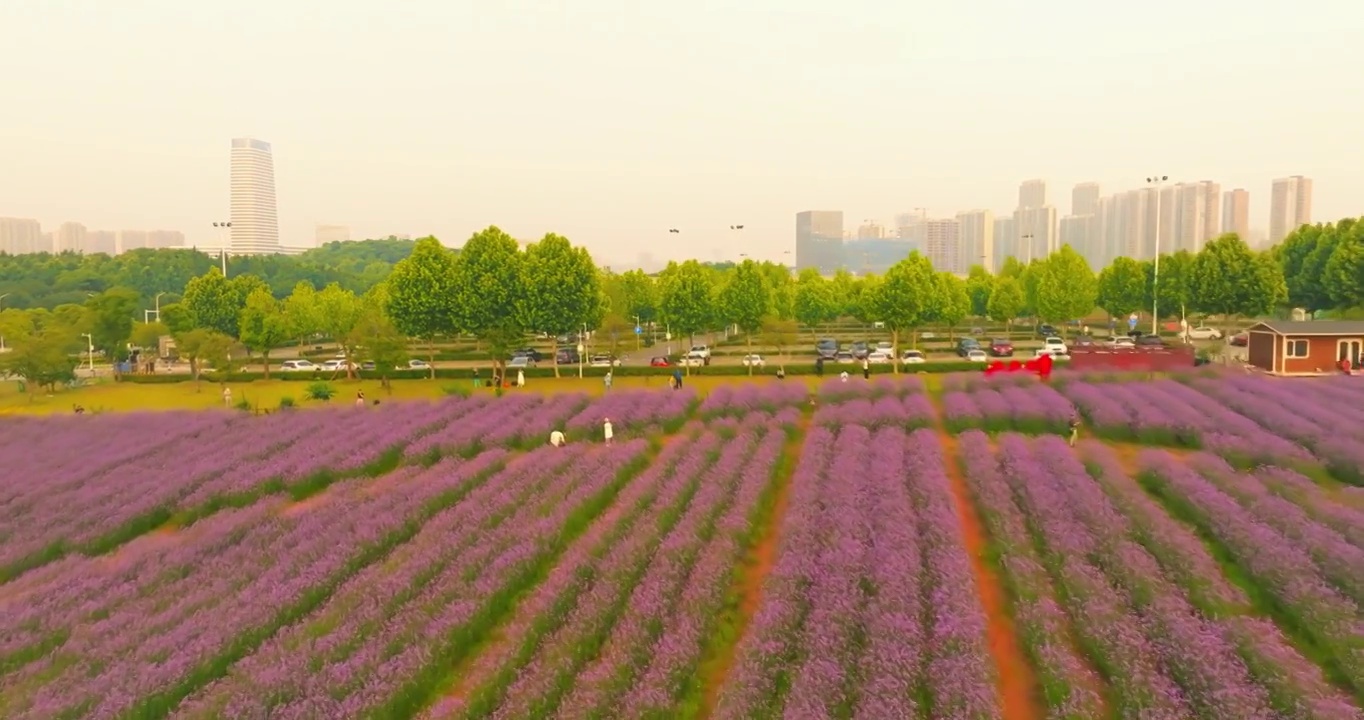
[
  {"left": 1042, "top": 337, "right": 1068, "bottom": 355},
  {"left": 1136, "top": 334, "right": 1166, "bottom": 347},
  {"left": 956, "top": 338, "right": 980, "bottom": 357},
  {"left": 867, "top": 350, "right": 893, "bottom": 364},
  {"left": 969, "top": 327, "right": 985, "bottom": 335},
  {"left": 742, "top": 354, "right": 765, "bottom": 367},
  {"left": 901, "top": 349, "right": 926, "bottom": 365},
  {"left": 280, "top": 359, "right": 318, "bottom": 372},
  {"left": 360, "top": 361, "right": 376, "bottom": 371},
  {"left": 816, "top": 338, "right": 839, "bottom": 359},
  {"left": 875, "top": 341, "right": 894, "bottom": 354},
  {"left": 555, "top": 349, "right": 580, "bottom": 364},
  {"left": 1035, "top": 346, "right": 1069, "bottom": 359},
  {"left": 1109, "top": 336, "right": 1136, "bottom": 348},
  {"left": 966, "top": 349, "right": 988, "bottom": 362},
  {"left": 649, "top": 356, "right": 671, "bottom": 367},
  {"left": 513, "top": 347, "right": 543, "bottom": 362},
  {"left": 405, "top": 359, "right": 430, "bottom": 370},
  {"left": 1182, "top": 326, "right": 1223, "bottom": 341},
  {"left": 589, "top": 354, "right": 621, "bottom": 368},
  {"left": 508, "top": 355, "right": 535, "bottom": 369},
  {"left": 988, "top": 338, "right": 1013, "bottom": 357},
  {"left": 689, "top": 345, "right": 711, "bottom": 359},
  {"left": 850, "top": 341, "right": 870, "bottom": 359},
  {"left": 320, "top": 359, "right": 352, "bottom": 372},
  {"left": 1230, "top": 333, "right": 1248, "bottom": 347},
  {"left": 1037, "top": 324, "right": 1060, "bottom": 338},
  {"left": 1072, "top": 335, "right": 1096, "bottom": 347},
  {"left": 834, "top": 350, "right": 855, "bottom": 364},
  {"left": 680, "top": 352, "right": 708, "bottom": 367}
]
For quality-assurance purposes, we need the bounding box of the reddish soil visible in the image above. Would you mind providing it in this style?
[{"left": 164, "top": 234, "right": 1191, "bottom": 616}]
[
  {"left": 937, "top": 429, "right": 1043, "bottom": 720},
  {"left": 279, "top": 493, "right": 332, "bottom": 517},
  {"left": 695, "top": 417, "right": 805, "bottom": 720}
]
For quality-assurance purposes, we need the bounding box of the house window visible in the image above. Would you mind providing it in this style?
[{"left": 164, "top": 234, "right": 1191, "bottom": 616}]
[{"left": 1285, "top": 339, "right": 1309, "bottom": 358}]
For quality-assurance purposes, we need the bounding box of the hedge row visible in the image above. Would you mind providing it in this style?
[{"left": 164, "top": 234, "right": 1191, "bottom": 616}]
[{"left": 121, "top": 360, "right": 987, "bottom": 384}]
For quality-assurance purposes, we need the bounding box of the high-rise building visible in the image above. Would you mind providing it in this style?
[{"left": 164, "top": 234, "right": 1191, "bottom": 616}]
[
  {"left": 955, "top": 210, "right": 994, "bottom": 272},
  {"left": 1222, "top": 189, "right": 1250, "bottom": 240},
  {"left": 1270, "top": 176, "right": 1313, "bottom": 243},
  {"left": 147, "top": 230, "right": 185, "bottom": 249},
  {"left": 54, "top": 222, "right": 88, "bottom": 253},
  {"left": 0, "top": 217, "right": 43, "bottom": 255},
  {"left": 1014, "top": 206, "right": 1057, "bottom": 262},
  {"left": 315, "top": 224, "right": 351, "bottom": 246},
  {"left": 992, "top": 215, "right": 1016, "bottom": 272},
  {"left": 1202, "top": 182, "right": 1221, "bottom": 240},
  {"left": 795, "top": 211, "right": 844, "bottom": 275},
  {"left": 1019, "top": 179, "right": 1047, "bottom": 209},
  {"left": 85, "top": 230, "right": 117, "bottom": 255},
  {"left": 1071, "top": 182, "right": 1100, "bottom": 217},
  {"left": 230, "top": 137, "right": 281, "bottom": 255},
  {"left": 856, "top": 221, "right": 886, "bottom": 240},
  {"left": 922, "top": 219, "right": 962, "bottom": 274},
  {"left": 118, "top": 230, "right": 149, "bottom": 252},
  {"left": 1059, "top": 215, "right": 1095, "bottom": 267}
]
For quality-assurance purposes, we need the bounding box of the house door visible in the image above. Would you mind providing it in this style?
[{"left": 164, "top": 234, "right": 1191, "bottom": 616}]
[{"left": 1338, "top": 339, "right": 1363, "bottom": 368}]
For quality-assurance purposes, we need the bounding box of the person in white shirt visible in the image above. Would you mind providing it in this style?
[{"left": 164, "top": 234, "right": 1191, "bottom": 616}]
[
  {"left": 839, "top": 371, "right": 849, "bottom": 382},
  {"left": 517, "top": 369, "right": 525, "bottom": 388},
  {"left": 550, "top": 430, "right": 566, "bottom": 447},
  {"left": 603, "top": 418, "right": 614, "bottom": 445}
]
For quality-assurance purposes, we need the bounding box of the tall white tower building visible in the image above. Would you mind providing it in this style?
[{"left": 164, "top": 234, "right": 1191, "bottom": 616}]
[{"left": 229, "top": 138, "right": 280, "bottom": 255}]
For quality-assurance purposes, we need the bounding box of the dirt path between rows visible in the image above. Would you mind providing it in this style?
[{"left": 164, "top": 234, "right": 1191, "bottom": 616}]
[
  {"left": 936, "top": 428, "right": 1043, "bottom": 720},
  {"left": 695, "top": 416, "right": 807, "bottom": 720}
]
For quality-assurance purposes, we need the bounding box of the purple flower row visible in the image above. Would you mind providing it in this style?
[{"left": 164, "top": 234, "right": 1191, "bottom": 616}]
[
  {"left": 941, "top": 370, "right": 1037, "bottom": 393},
  {"left": 174, "top": 441, "right": 648, "bottom": 719},
  {"left": 956, "top": 431, "right": 1105, "bottom": 720},
  {"left": 0, "top": 449, "right": 510, "bottom": 719},
  {"left": 1254, "top": 466, "right": 1364, "bottom": 550},
  {"left": 563, "top": 388, "right": 698, "bottom": 434},
  {"left": 813, "top": 393, "right": 936, "bottom": 429},
  {"left": 1140, "top": 449, "right": 1364, "bottom": 696},
  {"left": 418, "top": 427, "right": 732, "bottom": 718},
  {"left": 816, "top": 373, "right": 924, "bottom": 402},
  {"left": 405, "top": 394, "right": 566, "bottom": 457},
  {"left": 697, "top": 381, "right": 810, "bottom": 417},
  {"left": 943, "top": 382, "right": 1075, "bottom": 434}
]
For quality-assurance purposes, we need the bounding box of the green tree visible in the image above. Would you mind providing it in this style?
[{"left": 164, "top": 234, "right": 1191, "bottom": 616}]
[
  {"left": 614, "top": 269, "right": 658, "bottom": 324},
  {"left": 829, "top": 269, "right": 860, "bottom": 319},
  {"left": 999, "top": 256, "right": 1026, "bottom": 279},
  {"left": 933, "top": 272, "right": 971, "bottom": 339},
  {"left": 1096, "top": 256, "right": 1147, "bottom": 323},
  {"left": 716, "top": 259, "right": 772, "bottom": 375},
  {"left": 181, "top": 269, "right": 240, "bottom": 337},
  {"left": 518, "top": 233, "right": 603, "bottom": 377},
  {"left": 793, "top": 268, "right": 835, "bottom": 341},
  {"left": 83, "top": 287, "right": 141, "bottom": 369},
  {"left": 130, "top": 321, "right": 169, "bottom": 353},
  {"left": 870, "top": 252, "right": 937, "bottom": 373},
  {"left": 987, "top": 276, "right": 1025, "bottom": 338},
  {"left": 238, "top": 287, "right": 291, "bottom": 379},
  {"left": 315, "top": 284, "right": 365, "bottom": 379},
  {"left": 1033, "top": 246, "right": 1097, "bottom": 331},
  {"left": 761, "top": 316, "right": 798, "bottom": 367},
  {"left": 0, "top": 329, "right": 78, "bottom": 398},
  {"left": 658, "top": 260, "right": 715, "bottom": 375},
  {"left": 348, "top": 309, "right": 408, "bottom": 391},
  {"left": 965, "top": 266, "right": 994, "bottom": 317},
  {"left": 172, "top": 328, "right": 235, "bottom": 390},
  {"left": 282, "top": 281, "right": 322, "bottom": 348},
  {"left": 1318, "top": 220, "right": 1364, "bottom": 311},
  {"left": 451, "top": 227, "right": 525, "bottom": 376},
  {"left": 1191, "top": 234, "right": 1284, "bottom": 331},
  {"left": 1145, "top": 250, "right": 1196, "bottom": 325},
  {"left": 385, "top": 236, "right": 458, "bottom": 377},
  {"left": 850, "top": 274, "right": 882, "bottom": 336}
]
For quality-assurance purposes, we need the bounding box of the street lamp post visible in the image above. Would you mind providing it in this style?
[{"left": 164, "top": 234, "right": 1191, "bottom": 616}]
[
  {"left": 577, "top": 322, "right": 587, "bottom": 379},
  {"left": 80, "top": 332, "right": 94, "bottom": 375},
  {"left": 0, "top": 293, "right": 10, "bottom": 352},
  {"left": 1147, "top": 175, "right": 1169, "bottom": 336},
  {"left": 212, "top": 222, "right": 231, "bottom": 278},
  {"left": 633, "top": 315, "right": 641, "bottom": 352}
]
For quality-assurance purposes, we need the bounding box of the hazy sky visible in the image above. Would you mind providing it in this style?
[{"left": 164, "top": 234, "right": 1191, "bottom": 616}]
[{"left": 3, "top": 0, "right": 1360, "bottom": 263}]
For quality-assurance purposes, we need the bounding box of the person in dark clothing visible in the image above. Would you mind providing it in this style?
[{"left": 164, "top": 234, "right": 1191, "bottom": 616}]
[
  {"left": 862, "top": 358, "right": 870, "bottom": 380},
  {"left": 815, "top": 357, "right": 825, "bottom": 377},
  {"left": 672, "top": 369, "right": 683, "bottom": 390}
]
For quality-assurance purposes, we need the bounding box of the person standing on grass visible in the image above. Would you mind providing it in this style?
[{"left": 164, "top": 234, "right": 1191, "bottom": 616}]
[
  {"left": 672, "top": 368, "right": 683, "bottom": 391},
  {"left": 862, "top": 357, "right": 870, "bottom": 380},
  {"left": 550, "top": 430, "right": 566, "bottom": 447},
  {"left": 517, "top": 368, "right": 526, "bottom": 388},
  {"left": 603, "top": 417, "right": 614, "bottom": 445},
  {"left": 222, "top": 386, "right": 232, "bottom": 408},
  {"left": 1068, "top": 414, "right": 1080, "bottom": 447},
  {"left": 840, "top": 370, "right": 849, "bottom": 382},
  {"left": 604, "top": 370, "right": 613, "bottom": 391},
  {"left": 356, "top": 390, "right": 366, "bottom": 407}
]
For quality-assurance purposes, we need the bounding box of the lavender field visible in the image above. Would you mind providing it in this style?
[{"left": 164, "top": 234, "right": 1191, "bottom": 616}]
[{"left": 2, "top": 376, "right": 1363, "bottom": 719}]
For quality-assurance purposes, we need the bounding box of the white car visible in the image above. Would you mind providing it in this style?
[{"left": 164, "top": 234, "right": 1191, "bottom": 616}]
[
  {"left": 875, "top": 341, "right": 894, "bottom": 354},
  {"left": 319, "top": 359, "right": 352, "bottom": 372},
  {"left": 508, "top": 356, "right": 535, "bottom": 369},
  {"left": 680, "top": 354, "right": 707, "bottom": 367},
  {"left": 589, "top": 355, "right": 621, "bottom": 368},
  {"left": 280, "top": 359, "right": 317, "bottom": 372},
  {"left": 689, "top": 345, "right": 711, "bottom": 359},
  {"left": 966, "top": 349, "right": 988, "bottom": 362},
  {"left": 741, "top": 354, "right": 765, "bottom": 367},
  {"left": 1042, "top": 336, "right": 1069, "bottom": 355},
  {"left": 867, "top": 350, "right": 893, "bottom": 364},
  {"left": 1036, "top": 346, "right": 1070, "bottom": 359},
  {"left": 1182, "top": 326, "right": 1223, "bottom": 341},
  {"left": 1109, "top": 336, "right": 1136, "bottom": 348},
  {"left": 405, "top": 359, "right": 430, "bottom": 370},
  {"left": 901, "top": 349, "right": 926, "bottom": 365}
]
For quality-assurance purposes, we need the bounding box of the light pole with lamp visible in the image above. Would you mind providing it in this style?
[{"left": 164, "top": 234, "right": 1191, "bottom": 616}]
[
  {"left": 577, "top": 322, "right": 587, "bottom": 379},
  {"left": 144, "top": 291, "right": 167, "bottom": 323},
  {"left": 1146, "top": 175, "right": 1169, "bottom": 336},
  {"left": 80, "top": 332, "right": 95, "bottom": 375},
  {"left": 0, "top": 293, "right": 9, "bottom": 352},
  {"left": 633, "top": 315, "right": 641, "bottom": 352},
  {"left": 212, "top": 222, "right": 231, "bottom": 278}
]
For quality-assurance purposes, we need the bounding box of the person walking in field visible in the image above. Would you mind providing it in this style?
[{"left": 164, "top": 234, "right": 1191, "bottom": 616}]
[
  {"left": 603, "top": 417, "right": 614, "bottom": 445},
  {"left": 549, "top": 430, "right": 566, "bottom": 447},
  {"left": 1068, "top": 414, "right": 1081, "bottom": 447},
  {"left": 604, "top": 370, "right": 613, "bottom": 391},
  {"left": 517, "top": 368, "right": 526, "bottom": 388},
  {"left": 840, "top": 370, "right": 849, "bottom": 382},
  {"left": 222, "top": 386, "right": 232, "bottom": 408},
  {"left": 862, "top": 357, "right": 870, "bottom": 380},
  {"left": 355, "top": 390, "right": 366, "bottom": 407},
  {"left": 672, "top": 369, "right": 683, "bottom": 390}
]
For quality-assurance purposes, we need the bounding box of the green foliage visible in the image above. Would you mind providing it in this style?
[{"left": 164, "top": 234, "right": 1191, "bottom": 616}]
[
  {"left": 385, "top": 237, "right": 459, "bottom": 342},
  {"left": 872, "top": 253, "right": 937, "bottom": 361},
  {"left": 933, "top": 272, "right": 971, "bottom": 331},
  {"left": 1320, "top": 220, "right": 1364, "bottom": 310},
  {"left": 1096, "top": 256, "right": 1147, "bottom": 319},
  {"left": 0, "top": 328, "right": 78, "bottom": 395},
  {"left": 451, "top": 227, "right": 524, "bottom": 340},
  {"left": 1146, "top": 250, "right": 1196, "bottom": 319},
  {"left": 716, "top": 260, "right": 771, "bottom": 334},
  {"left": 315, "top": 284, "right": 364, "bottom": 374},
  {"left": 278, "top": 396, "right": 296, "bottom": 409},
  {"left": 173, "top": 328, "right": 236, "bottom": 384},
  {"left": 349, "top": 310, "right": 408, "bottom": 384},
  {"left": 519, "top": 233, "right": 602, "bottom": 375},
  {"left": 181, "top": 269, "right": 240, "bottom": 337},
  {"left": 1191, "top": 234, "right": 1284, "bottom": 319},
  {"left": 828, "top": 269, "right": 860, "bottom": 319},
  {"left": 999, "top": 256, "right": 1026, "bottom": 279},
  {"left": 83, "top": 286, "right": 141, "bottom": 361},
  {"left": 965, "top": 266, "right": 994, "bottom": 317},
  {"left": 761, "top": 317, "right": 798, "bottom": 360},
  {"left": 282, "top": 281, "right": 321, "bottom": 343},
  {"left": 305, "top": 381, "right": 336, "bottom": 401},
  {"left": 237, "top": 288, "right": 291, "bottom": 377},
  {"left": 987, "top": 276, "right": 1025, "bottom": 324},
  {"left": 1033, "top": 246, "right": 1097, "bottom": 324},
  {"left": 607, "top": 269, "right": 658, "bottom": 323},
  {"left": 793, "top": 269, "right": 835, "bottom": 334},
  {"left": 130, "top": 321, "right": 169, "bottom": 350},
  {"left": 658, "top": 260, "right": 715, "bottom": 343}
]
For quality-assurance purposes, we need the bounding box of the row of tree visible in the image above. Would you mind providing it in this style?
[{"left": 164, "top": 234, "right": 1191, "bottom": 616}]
[{"left": 0, "top": 220, "right": 1328, "bottom": 391}]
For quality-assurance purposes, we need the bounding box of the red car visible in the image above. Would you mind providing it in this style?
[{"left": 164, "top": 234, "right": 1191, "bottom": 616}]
[
  {"left": 989, "top": 338, "right": 1014, "bottom": 357},
  {"left": 649, "top": 356, "right": 671, "bottom": 367},
  {"left": 1230, "top": 333, "right": 1248, "bottom": 347}
]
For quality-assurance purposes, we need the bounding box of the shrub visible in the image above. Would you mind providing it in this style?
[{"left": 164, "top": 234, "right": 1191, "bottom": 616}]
[
  {"left": 305, "top": 382, "right": 336, "bottom": 401},
  {"left": 278, "top": 396, "right": 296, "bottom": 409}
]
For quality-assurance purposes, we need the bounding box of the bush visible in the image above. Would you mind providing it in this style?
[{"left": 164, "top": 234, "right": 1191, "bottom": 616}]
[
  {"left": 233, "top": 399, "right": 253, "bottom": 412},
  {"left": 305, "top": 381, "right": 336, "bottom": 401},
  {"left": 441, "top": 383, "right": 471, "bottom": 398},
  {"left": 278, "top": 396, "right": 296, "bottom": 409}
]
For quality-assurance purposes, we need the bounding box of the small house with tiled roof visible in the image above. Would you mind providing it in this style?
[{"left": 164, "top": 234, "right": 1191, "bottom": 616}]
[{"left": 1245, "top": 320, "right": 1364, "bottom": 375}]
